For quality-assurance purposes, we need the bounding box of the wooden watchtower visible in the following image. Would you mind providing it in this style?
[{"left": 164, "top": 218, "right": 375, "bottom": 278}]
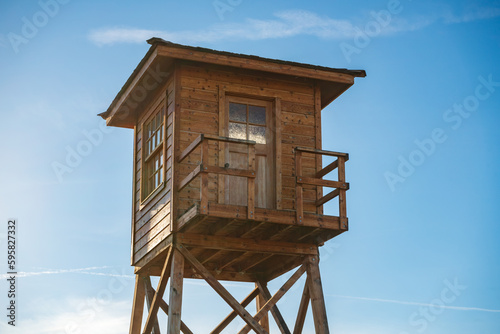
[{"left": 99, "top": 38, "right": 365, "bottom": 334}]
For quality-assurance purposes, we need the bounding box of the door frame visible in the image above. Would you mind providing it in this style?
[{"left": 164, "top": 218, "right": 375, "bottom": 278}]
[{"left": 217, "top": 87, "right": 282, "bottom": 209}]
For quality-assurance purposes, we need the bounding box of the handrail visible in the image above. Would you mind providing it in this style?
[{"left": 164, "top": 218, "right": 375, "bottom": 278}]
[
  {"left": 295, "top": 146, "right": 349, "bottom": 160},
  {"left": 294, "top": 147, "right": 348, "bottom": 229},
  {"left": 178, "top": 134, "right": 256, "bottom": 219},
  {"left": 178, "top": 134, "right": 256, "bottom": 164}
]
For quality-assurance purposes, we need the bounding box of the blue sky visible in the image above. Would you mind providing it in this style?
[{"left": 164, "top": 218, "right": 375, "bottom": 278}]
[{"left": 0, "top": 0, "right": 499, "bottom": 333}]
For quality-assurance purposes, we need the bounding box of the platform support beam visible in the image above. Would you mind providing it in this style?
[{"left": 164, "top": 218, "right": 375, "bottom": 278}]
[{"left": 129, "top": 245, "right": 332, "bottom": 334}]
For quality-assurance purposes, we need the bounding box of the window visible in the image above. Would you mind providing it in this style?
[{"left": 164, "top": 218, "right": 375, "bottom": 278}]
[
  {"left": 228, "top": 102, "right": 266, "bottom": 144},
  {"left": 142, "top": 106, "right": 165, "bottom": 200}
]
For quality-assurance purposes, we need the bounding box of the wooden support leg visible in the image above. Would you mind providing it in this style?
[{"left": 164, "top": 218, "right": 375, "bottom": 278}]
[
  {"left": 293, "top": 278, "right": 310, "bottom": 334},
  {"left": 130, "top": 274, "right": 146, "bottom": 334},
  {"left": 306, "top": 256, "right": 329, "bottom": 334},
  {"left": 143, "top": 276, "right": 161, "bottom": 334},
  {"left": 147, "top": 285, "right": 194, "bottom": 334},
  {"left": 239, "top": 265, "right": 305, "bottom": 334},
  {"left": 177, "top": 244, "right": 268, "bottom": 334},
  {"left": 256, "top": 283, "right": 270, "bottom": 333},
  {"left": 143, "top": 247, "right": 173, "bottom": 334},
  {"left": 167, "top": 248, "right": 185, "bottom": 334},
  {"left": 257, "top": 281, "right": 291, "bottom": 334}
]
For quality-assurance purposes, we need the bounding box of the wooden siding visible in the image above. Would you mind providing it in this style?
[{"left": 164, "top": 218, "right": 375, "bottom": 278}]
[
  {"left": 132, "top": 77, "right": 175, "bottom": 265},
  {"left": 175, "top": 62, "right": 321, "bottom": 218}
]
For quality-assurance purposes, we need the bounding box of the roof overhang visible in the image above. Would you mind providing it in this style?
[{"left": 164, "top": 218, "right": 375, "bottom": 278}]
[{"left": 100, "top": 38, "right": 366, "bottom": 128}]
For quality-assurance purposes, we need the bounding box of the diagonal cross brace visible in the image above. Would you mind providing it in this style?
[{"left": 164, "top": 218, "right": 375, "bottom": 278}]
[
  {"left": 238, "top": 264, "right": 306, "bottom": 334},
  {"left": 142, "top": 247, "right": 173, "bottom": 334},
  {"left": 293, "top": 277, "right": 311, "bottom": 334},
  {"left": 257, "top": 282, "right": 291, "bottom": 334},
  {"left": 176, "top": 244, "right": 269, "bottom": 334},
  {"left": 145, "top": 284, "right": 194, "bottom": 334},
  {"left": 211, "top": 287, "right": 260, "bottom": 334},
  {"left": 143, "top": 277, "right": 161, "bottom": 334}
]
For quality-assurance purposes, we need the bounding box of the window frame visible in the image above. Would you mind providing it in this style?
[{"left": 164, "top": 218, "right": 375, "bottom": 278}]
[
  {"left": 140, "top": 102, "right": 166, "bottom": 204},
  {"left": 226, "top": 97, "right": 270, "bottom": 144}
]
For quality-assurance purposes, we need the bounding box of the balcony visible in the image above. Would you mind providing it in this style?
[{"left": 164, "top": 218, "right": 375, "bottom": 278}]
[{"left": 176, "top": 133, "right": 348, "bottom": 246}]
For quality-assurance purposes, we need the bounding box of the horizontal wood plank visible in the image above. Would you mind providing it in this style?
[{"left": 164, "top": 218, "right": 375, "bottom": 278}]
[
  {"left": 177, "top": 233, "right": 318, "bottom": 255},
  {"left": 297, "top": 176, "right": 349, "bottom": 190}
]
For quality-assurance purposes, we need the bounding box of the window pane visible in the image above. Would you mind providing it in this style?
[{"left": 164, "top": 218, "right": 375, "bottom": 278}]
[
  {"left": 229, "top": 103, "right": 247, "bottom": 122},
  {"left": 249, "top": 105, "right": 266, "bottom": 125},
  {"left": 229, "top": 122, "right": 247, "bottom": 140},
  {"left": 249, "top": 125, "right": 266, "bottom": 144}
]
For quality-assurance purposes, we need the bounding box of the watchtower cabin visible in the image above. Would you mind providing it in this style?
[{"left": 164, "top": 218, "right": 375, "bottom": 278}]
[{"left": 100, "top": 38, "right": 365, "bottom": 334}]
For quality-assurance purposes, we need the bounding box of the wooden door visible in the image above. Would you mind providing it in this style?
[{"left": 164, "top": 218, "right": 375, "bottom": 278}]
[{"left": 224, "top": 97, "right": 275, "bottom": 209}]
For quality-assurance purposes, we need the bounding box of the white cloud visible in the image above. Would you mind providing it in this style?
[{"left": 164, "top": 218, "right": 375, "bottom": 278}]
[
  {"left": 0, "top": 297, "right": 131, "bottom": 334},
  {"left": 88, "top": 6, "right": 500, "bottom": 47},
  {"left": 443, "top": 7, "right": 500, "bottom": 23},
  {"left": 87, "top": 10, "right": 426, "bottom": 46}
]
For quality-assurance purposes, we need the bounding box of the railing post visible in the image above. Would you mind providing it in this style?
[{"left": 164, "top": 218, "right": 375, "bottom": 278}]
[
  {"left": 247, "top": 144, "right": 255, "bottom": 219},
  {"left": 200, "top": 139, "right": 209, "bottom": 214},
  {"left": 295, "top": 150, "right": 303, "bottom": 225},
  {"left": 337, "top": 156, "right": 347, "bottom": 229}
]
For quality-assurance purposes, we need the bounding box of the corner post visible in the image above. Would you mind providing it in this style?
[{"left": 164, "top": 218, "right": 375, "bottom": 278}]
[
  {"left": 167, "top": 247, "right": 185, "bottom": 334},
  {"left": 200, "top": 139, "right": 209, "bottom": 214},
  {"left": 130, "top": 274, "right": 146, "bottom": 334},
  {"left": 247, "top": 144, "right": 255, "bottom": 219},
  {"left": 338, "top": 156, "right": 347, "bottom": 229},
  {"left": 306, "top": 255, "right": 329, "bottom": 334},
  {"left": 295, "top": 149, "right": 303, "bottom": 225}
]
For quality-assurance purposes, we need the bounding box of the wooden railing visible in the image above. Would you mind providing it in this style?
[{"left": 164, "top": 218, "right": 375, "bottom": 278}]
[
  {"left": 177, "top": 134, "right": 257, "bottom": 219},
  {"left": 294, "top": 147, "right": 349, "bottom": 228}
]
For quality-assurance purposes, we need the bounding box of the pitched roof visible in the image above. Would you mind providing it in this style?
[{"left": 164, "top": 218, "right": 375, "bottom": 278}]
[{"left": 100, "top": 39, "right": 365, "bottom": 127}]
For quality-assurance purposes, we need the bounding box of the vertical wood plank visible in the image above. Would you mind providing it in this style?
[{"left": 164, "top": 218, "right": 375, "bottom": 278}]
[
  {"left": 201, "top": 139, "right": 209, "bottom": 214},
  {"left": 163, "top": 88, "right": 168, "bottom": 196},
  {"left": 247, "top": 144, "right": 255, "bottom": 219},
  {"left": 131, "top": 126, "right": 138, "bottom": 265},
  {"left": 337, "top": 156, "right": 347, "bottom": 229},
  {"left": 295, "top": 150, "right": 303, "bottom": 225},
  {"left": 307, "top": 256, "right": 329, "bottom": 334},
  {"left": 274, "top": 97, "right": 282, "bottom": 210},
  {"left": 129, "top": 274, "right": 146, "bottom": 334},
  {"left": 293, "top": 278, "right": 311, "bottom": 334},
  {"left": 167, "top": 248, "right": 185, "bottom": 334},
  {"left": 314, "top": 84, "right": 323, "bottom": 215},
  {"left": 171, "top": 63, "right": 182, "bottom": 231},
  {"left": 256, "top": 283, "right": 270, "bottom": 333},
  {"left": 143, "top": 276, "right": 161, "bottom": 334},
  {"left": 217, "top": 86, "right": 226, "bottom": 204}
]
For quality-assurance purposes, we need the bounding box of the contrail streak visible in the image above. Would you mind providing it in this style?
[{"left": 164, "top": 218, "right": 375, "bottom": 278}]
[
  {"left": 0, "top": 266, "right": 112, "bottom": 279},
  {"left": 327, "top": 294, "right": 500, "bottom": 313}
]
